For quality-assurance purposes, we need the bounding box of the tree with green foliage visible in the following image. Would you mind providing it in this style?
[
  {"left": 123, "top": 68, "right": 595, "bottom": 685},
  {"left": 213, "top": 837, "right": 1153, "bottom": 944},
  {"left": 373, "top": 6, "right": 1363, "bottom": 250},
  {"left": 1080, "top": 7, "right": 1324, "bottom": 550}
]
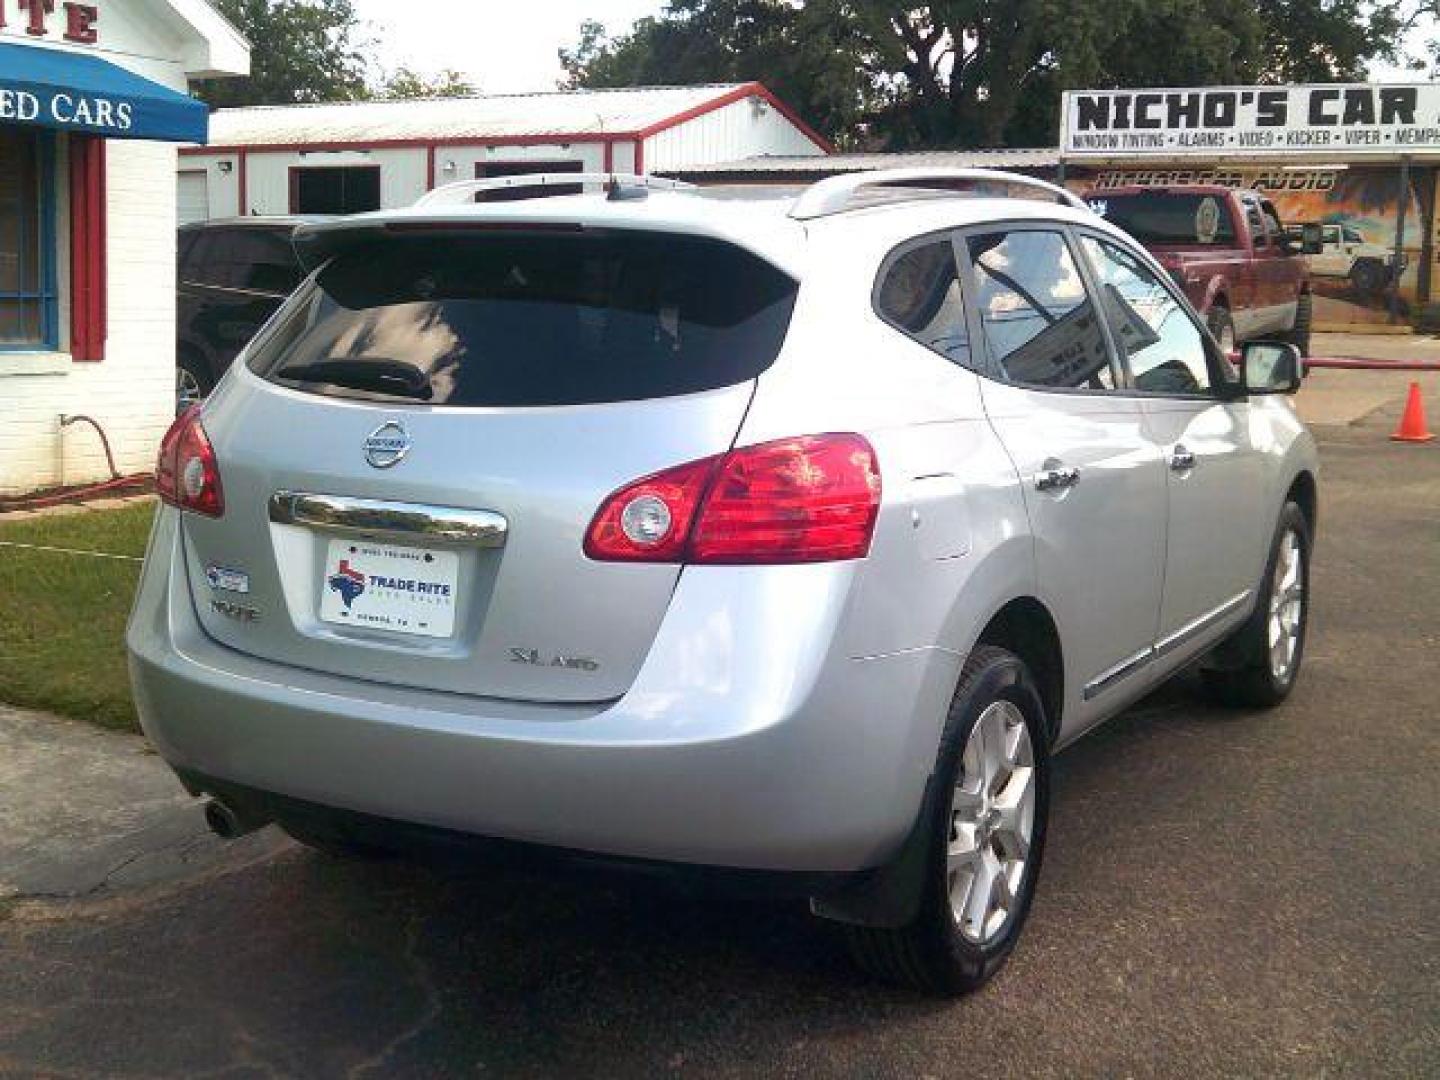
[
  {"left": 193, "top": 0, "right": 368, "bottom": 107},
  {"left": 1254, "top": 0, "right": 1405, "bottom": 82},
  {"left": 377, "top": 67, "right": 478, "bottom": 100},
  {"left": 561, "top": 4, "right": 872, "bottom": 145},
  {"left": 562, "top": 1, "right": 1406, "bottom": 149}
]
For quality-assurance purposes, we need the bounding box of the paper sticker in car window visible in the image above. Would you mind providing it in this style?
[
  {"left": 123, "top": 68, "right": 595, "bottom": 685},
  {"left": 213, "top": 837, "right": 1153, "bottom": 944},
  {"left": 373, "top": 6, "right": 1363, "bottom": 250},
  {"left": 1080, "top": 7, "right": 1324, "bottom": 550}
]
[{"left": 1195, "top": 197, "right": 1221, "bottom": 244}]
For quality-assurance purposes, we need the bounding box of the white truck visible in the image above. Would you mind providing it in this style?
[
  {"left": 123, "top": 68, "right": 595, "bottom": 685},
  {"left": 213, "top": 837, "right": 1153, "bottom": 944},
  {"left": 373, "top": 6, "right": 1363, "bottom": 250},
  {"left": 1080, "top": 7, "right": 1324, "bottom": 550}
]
[{"left": 1288, "top": 222, "right": 1402, "bottom": 295}]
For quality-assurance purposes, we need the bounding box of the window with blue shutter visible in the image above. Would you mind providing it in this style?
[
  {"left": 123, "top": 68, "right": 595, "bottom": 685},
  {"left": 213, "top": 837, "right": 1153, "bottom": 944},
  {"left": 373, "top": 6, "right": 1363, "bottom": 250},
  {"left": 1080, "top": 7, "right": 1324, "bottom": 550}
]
[{"left": 0, "top": 127, "right": 59, "bottom": 351}]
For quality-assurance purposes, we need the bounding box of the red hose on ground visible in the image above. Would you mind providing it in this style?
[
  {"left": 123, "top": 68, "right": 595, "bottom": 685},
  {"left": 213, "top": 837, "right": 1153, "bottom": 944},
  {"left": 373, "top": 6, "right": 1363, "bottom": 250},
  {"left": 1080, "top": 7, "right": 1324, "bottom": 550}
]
[{"left": 1, "top": 474, "right": 152, "bottom": 513}]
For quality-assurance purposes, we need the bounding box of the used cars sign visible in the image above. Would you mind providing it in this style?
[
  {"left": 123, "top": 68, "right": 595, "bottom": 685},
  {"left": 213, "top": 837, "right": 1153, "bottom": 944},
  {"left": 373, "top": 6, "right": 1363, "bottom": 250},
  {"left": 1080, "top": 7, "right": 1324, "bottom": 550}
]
[
  {"left": 0, "top": 87, "right": 134, "bottom": 131},
  {"left": 0, "top": 39, "right": 207, "bottom": 143},
  {"left": 1062, "top": 84, "right": 1440, "bottom": 157}
]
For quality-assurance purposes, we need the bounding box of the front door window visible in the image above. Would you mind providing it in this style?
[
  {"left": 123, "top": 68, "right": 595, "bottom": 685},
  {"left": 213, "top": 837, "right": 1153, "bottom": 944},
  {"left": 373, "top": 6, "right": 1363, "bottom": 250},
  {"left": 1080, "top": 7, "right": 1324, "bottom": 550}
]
[{"left": 1079, "top": 235, "right": 1218, "bottom": 395}]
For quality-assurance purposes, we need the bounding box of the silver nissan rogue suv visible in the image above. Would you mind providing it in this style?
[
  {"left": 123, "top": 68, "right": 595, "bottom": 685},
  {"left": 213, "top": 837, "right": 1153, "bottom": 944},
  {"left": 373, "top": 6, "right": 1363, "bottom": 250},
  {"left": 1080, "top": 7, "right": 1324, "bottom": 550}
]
[{"left": 128, "top": 169, "right": 1318, "bottom": 995}]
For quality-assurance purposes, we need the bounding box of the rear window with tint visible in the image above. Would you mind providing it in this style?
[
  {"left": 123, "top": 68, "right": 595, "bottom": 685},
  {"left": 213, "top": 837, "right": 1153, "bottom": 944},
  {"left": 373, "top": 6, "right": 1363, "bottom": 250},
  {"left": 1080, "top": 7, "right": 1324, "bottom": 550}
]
[
  {"left": 1087, "top": 193, "right": 1237, "bottom": 246},
  {"left": 247, "top": 231, "right": 798, "bottom": 406}
]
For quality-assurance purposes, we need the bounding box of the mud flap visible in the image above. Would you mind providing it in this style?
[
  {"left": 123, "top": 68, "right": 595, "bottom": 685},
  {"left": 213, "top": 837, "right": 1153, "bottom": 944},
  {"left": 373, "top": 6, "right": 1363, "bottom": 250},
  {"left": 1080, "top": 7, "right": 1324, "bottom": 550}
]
[{"left": 808, "top": 775, "right": 938, "bottom": 929}]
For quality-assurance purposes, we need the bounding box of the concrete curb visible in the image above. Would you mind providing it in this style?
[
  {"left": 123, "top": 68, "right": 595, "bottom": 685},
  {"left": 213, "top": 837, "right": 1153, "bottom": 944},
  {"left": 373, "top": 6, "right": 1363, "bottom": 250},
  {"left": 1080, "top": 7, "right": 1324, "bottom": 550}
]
[{"left": 0, "top": 704, "right": 287, "bottom": 907}]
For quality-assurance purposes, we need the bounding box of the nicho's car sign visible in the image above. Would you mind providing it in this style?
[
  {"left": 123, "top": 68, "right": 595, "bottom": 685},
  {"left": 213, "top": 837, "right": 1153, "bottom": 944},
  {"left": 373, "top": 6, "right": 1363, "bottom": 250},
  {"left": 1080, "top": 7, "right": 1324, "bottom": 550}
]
[{"left": 1062, "top": 84, "right": 1440, "bottom": 157}]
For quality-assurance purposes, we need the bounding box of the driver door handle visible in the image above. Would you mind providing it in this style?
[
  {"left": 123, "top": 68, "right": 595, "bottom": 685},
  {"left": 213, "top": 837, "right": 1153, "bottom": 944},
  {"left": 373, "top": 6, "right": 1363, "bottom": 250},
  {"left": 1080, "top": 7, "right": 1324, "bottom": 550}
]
[
  {"left": 1034, "top": 464, "right": 1082, "bottom": 492},
  {"left": 1170, "top": 446, "right": 1197, "bottom": 472}
]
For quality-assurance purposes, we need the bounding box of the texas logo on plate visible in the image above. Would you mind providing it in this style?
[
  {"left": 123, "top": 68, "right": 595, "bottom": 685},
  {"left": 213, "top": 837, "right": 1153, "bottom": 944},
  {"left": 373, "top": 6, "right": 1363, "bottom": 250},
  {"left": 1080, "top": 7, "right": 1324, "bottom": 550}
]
[{"left": 318, "top": 539, "right": 459, "bottom": 639}]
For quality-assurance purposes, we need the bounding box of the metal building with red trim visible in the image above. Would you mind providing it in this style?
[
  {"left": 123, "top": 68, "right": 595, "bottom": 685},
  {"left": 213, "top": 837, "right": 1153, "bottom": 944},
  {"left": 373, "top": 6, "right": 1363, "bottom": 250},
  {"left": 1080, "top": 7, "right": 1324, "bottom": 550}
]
[{"left": 177, "top": 82, "right": 833, "bottom": 221}]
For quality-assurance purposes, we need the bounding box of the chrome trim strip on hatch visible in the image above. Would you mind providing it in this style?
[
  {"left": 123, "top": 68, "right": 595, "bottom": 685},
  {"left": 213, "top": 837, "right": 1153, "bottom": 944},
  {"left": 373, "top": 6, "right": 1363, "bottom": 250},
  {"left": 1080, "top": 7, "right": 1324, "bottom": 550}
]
[
  {"left": 1154, "top": 589, "right": 1253, "bottom": 658},
  {"left": 1082, "top": 645, "right": 1155, "bottom": 702},
  {"left": 268, "top": 492, "right": 508, "bottom": 548}
]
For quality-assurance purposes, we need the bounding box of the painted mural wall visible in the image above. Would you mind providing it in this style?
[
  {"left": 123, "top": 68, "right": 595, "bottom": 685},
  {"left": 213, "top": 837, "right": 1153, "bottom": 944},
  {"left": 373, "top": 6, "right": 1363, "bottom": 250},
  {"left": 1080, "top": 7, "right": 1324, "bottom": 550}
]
[{"left": 1066, "top": 165, "right": 1428, "bottom": 327}]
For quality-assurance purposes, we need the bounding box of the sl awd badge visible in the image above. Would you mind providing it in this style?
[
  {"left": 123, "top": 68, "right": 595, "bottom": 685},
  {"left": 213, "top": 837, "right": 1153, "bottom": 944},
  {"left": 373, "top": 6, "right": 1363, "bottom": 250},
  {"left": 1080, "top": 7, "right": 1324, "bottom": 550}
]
[
  {"left": 364, "top": 420, "right": 412, "bottom": 469},
  {"left": 510, "top": 648, "right": 599, "bottom": 672}
]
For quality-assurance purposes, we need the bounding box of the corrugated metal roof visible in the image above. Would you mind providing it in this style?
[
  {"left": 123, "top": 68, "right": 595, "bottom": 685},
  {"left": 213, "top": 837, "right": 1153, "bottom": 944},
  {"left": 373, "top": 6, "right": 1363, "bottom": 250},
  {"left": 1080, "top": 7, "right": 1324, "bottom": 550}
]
[
  {"left": 203, "top": 84, "right": 761, "bottom": 147},
  {"left": 665, "top": 149, "right": 1062, "bottom": 176}
]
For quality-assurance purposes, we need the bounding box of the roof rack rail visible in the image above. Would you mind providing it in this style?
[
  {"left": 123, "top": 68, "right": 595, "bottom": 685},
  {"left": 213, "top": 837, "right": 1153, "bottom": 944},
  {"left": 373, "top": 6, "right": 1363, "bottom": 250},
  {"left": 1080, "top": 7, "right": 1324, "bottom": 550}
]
[
  {"left": 788, "top": 167, "right": 1089, "bottom": 220},
  {"left": 413, "top": 173, "right": 696, "bottom": 207}
]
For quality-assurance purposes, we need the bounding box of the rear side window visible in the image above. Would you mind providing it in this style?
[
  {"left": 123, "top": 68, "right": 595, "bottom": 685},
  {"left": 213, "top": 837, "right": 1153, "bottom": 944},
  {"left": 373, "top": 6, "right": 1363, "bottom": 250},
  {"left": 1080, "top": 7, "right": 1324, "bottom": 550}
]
[
  {"left": 1260, "top": 204, "right": 1285, "bottom": 247},
  {"left": 875, "top": 238, "right": 970, "bottom": 365},
  {"left": 248, "top": 232, "right": 797, "bottom": 406},
  {"left": 177, "top": 230, "right": 200, "bottom": 276},
  {"left": 1243, "top": 199, "right": 1268, "bottom": 246},
  {"left": 227, "top": 229, "right": 303, "bottom": 294},
  {"left": 183, "top": 230, "right": 227, "bottom": 286}
]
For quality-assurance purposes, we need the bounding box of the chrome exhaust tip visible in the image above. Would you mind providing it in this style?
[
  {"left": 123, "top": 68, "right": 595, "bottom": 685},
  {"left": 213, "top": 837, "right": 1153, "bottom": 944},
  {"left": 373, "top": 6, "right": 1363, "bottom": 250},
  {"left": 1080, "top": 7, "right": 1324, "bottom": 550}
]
[{"left": 203, "top": 798, "right": 267, "bottom": 840}]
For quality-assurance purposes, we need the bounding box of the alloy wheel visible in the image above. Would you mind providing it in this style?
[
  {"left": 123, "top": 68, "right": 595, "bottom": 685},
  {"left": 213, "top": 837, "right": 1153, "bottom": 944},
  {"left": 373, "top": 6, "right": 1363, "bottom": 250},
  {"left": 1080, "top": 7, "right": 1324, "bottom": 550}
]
[
  {"left": 1268, "top": 527, "right": 1305, "bottom": 683},
  {"left": 947, "top": 701, "right": 1036, "bottom": 945}
]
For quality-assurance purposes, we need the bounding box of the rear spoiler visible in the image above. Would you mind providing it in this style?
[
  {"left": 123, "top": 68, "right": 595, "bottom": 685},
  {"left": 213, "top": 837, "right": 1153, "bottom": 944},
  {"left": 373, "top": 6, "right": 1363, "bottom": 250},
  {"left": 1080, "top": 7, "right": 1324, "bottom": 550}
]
[
  {"left": 293, "top": 174, "right": 699, "bottom": 273},
  {"left": 291, "top": 217, "right": 587, "bottom": 274},
  {"left": 415, "top": 173, "right": 694, "bottom": 207}
]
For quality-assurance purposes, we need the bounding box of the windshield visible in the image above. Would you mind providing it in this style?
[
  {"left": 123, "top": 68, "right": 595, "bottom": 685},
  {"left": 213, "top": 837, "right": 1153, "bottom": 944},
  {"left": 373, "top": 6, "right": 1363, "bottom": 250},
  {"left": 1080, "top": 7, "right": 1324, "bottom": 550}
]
[
  {"left": 1087, "top": 193, "right": 1237, "bottom": 246},
  {"left": 247, "top": 231, "right": 798, "bottom": 407}
]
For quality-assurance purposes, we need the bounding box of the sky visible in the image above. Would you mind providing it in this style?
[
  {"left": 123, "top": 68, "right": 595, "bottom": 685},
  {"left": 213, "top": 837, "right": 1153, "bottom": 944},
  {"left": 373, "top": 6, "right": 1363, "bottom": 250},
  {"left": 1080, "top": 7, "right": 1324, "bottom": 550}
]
[
  {"left": 351, "top": 1, "right": 1435, "bottom": 95},
  {"left": 352, "top": 1, "right": 666, "bottom": 94}
]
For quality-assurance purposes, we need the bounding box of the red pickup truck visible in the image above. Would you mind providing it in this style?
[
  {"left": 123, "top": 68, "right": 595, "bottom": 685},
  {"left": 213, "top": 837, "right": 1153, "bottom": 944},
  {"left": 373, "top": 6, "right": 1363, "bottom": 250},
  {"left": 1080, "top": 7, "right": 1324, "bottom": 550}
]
[{"left": 1082, "top": 185, "right": 1315, "bottom": 357}]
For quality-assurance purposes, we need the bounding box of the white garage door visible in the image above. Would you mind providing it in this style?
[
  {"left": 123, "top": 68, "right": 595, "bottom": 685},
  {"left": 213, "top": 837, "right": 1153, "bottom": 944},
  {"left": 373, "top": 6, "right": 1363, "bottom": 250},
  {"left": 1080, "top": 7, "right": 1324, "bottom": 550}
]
[{"left": 177, "top": 171, "right": 209, "bottom": 225}]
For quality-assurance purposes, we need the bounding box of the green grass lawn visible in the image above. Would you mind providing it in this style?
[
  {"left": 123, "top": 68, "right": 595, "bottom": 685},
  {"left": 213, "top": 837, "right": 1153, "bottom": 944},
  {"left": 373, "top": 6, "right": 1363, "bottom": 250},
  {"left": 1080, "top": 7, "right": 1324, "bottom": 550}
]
[{"left": 0, "top": 501, "right": 156, "bottom": 732}]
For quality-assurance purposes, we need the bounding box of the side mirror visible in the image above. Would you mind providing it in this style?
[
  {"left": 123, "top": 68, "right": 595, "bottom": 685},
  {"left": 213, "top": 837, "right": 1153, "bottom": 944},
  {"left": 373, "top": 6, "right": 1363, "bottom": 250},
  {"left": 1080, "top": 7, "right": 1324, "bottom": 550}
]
[
  {"left": 1242, "top": 341, "right": 1302, "bottom": 395},
  {"left": 1299, "top": 223, "right": 1324, "bottom": 256}
]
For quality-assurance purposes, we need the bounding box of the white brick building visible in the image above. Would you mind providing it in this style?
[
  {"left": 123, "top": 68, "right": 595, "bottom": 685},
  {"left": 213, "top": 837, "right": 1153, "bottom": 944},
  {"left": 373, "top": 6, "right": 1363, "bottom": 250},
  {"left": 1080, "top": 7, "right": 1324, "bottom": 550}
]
[
  {"left": 177, "top": 83, "right": 832, "bottom": 221},
  {"left": 0, "top": 0, "right": 247, "bottom": 496}
]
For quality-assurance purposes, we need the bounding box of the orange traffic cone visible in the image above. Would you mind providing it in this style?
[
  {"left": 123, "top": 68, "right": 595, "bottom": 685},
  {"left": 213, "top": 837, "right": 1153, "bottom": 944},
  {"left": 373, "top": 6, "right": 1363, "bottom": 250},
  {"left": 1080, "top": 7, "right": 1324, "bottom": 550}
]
[{"left": 1391, "top": 382, "right": 1435, "bottom": 443}]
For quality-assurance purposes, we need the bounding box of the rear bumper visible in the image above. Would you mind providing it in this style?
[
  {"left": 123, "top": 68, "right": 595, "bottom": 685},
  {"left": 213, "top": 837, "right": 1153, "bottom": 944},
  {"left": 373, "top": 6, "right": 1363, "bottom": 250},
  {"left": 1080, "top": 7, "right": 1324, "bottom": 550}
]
[{"left": 128, "top": 508, "right": 958, "bottom": 872}]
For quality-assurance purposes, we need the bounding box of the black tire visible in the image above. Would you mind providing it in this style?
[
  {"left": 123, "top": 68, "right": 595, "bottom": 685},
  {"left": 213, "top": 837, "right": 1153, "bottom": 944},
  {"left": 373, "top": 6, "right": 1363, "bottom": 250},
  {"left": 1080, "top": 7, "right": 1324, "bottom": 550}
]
[
  {"left": 1207, "top": 304, "right": 1236, "bottom": 356},
  {"left": 280, "top": 820, "right": 395, "bottom": 861},
  {"left": 1349, "top": 258, "right": 1385, "bottom": 295},
  {"left": 844, "top": 646, "right": 1050, "bottom": 996},
  {"left": 1202, "top": 502, "right": 1311, "bottom": 708},
  {"left": 1284, "top": 292, "right": 1312, "bottom": 361}
]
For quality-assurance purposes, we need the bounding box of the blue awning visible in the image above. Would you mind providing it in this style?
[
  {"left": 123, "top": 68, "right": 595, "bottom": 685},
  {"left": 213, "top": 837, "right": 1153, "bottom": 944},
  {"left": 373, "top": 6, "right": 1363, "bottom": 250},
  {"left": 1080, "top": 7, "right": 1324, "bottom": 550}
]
[{"left": 0, "top": 42, "right": 208, "bottom": 144}]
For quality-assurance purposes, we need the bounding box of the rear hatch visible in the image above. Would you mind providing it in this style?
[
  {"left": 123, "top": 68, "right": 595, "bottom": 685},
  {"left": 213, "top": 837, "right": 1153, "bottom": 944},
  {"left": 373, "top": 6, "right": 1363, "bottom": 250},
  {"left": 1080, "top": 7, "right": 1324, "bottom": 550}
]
[{"left": 181, "top": 226, "right": 798, "bottom": 702}]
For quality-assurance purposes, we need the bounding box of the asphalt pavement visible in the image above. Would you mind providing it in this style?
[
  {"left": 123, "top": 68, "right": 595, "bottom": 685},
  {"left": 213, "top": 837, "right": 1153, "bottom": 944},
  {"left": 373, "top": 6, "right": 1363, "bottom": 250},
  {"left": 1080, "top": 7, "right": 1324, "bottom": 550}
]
[{"left": 1, "top": 399, "right": 1436, "bottom": 1078}]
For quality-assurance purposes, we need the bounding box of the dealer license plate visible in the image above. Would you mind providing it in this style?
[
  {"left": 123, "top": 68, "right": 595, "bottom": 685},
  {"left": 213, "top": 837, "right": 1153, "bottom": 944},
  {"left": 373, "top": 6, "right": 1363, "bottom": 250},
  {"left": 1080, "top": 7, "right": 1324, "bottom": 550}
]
[{"left": 319, "top": 537, "right": 459, "bottom": 639}]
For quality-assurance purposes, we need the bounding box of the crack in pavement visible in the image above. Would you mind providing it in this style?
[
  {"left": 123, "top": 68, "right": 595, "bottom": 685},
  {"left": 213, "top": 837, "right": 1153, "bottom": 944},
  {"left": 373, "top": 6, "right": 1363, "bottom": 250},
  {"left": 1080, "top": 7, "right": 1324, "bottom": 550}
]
[
  {"left": 346, "top": 913, "right": 445, "bottom": 1079},
  {"left": 1, "top": 838, "right": 296, "bottom": 927},
  {"left": 13, "top": 848, "right": 154, "bottom": 903}
]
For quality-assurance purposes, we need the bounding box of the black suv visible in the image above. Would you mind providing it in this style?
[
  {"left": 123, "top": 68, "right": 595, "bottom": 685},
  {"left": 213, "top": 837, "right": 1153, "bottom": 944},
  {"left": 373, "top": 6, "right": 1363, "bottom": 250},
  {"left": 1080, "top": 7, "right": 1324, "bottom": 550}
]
[{"left": 176, "top": 218, "right": 319, "bottom": 410}]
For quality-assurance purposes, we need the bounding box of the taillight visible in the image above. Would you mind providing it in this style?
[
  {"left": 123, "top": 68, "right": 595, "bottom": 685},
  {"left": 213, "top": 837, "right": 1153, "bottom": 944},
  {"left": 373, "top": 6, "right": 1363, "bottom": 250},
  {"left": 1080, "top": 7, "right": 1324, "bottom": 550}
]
[
  {"left": 583, "top": 456, "right": 719, "bottom": 562},
  {"left": 584, "top": 434, "right": 880, "bottom": 565},
  {"left": 155, "top": 405, "right": 225, "bottom": 518}
]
